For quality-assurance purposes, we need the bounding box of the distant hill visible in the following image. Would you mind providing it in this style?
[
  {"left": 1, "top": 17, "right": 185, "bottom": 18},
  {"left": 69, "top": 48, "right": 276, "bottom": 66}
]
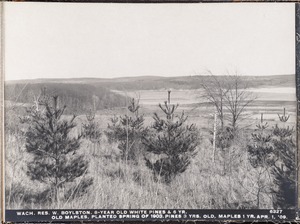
[
  {"left": 6, "top": 74, "right": 295, "bottom": 91},
  {"left": 5, "top": 83, "right": 128, "bottom": 114},
  {"left": 5, "top": 75, "right": 295, "bottom": 114}
]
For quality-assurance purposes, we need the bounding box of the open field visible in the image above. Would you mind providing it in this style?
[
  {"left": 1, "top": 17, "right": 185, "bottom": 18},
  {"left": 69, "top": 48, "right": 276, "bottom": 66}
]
[{"left": 4, "top": 76, "right": 297, "bottom": 210}]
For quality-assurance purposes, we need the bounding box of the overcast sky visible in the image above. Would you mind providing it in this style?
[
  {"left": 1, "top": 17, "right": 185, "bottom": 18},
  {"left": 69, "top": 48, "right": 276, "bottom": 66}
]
[{"left": 4, "top": 2, "right": 295, "bottom": 81}]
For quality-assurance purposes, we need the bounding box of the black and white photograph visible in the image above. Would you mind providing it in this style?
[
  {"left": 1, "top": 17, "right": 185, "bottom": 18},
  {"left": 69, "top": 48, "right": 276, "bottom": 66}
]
[{"left": 2, "top": 2, "right": 297, "bottom": 221}]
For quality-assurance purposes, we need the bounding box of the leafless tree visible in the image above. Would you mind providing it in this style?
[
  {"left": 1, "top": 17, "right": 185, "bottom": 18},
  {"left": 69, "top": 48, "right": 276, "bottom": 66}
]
[
  {"left": 223, "top": 74, "right": 257, "bottom": 131},
  {"left": 200, "top": 71, "right": 256, "bottom": 131},
  {"left": 200, "top": 71, "right": 228, "bottom": 131}
]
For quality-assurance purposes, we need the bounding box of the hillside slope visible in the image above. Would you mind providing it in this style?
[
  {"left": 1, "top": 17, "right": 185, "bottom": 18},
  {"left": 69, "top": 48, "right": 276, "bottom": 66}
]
[
  {"left": 6, "top": 74, "right": 295, "bottom": 91},
  {"left": 5, "top": 83, "right": 128, "bottom": 114}
]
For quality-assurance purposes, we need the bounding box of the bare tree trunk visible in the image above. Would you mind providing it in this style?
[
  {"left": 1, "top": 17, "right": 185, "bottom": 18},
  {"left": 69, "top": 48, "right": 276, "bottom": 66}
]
[
  {"left": 212, "top": 111, "right": 217, "bottom": 164},
  {"left": 257, "top": 188, "right": 260, "bottom": 209},
  {"left": 220, "top": 98, "right": 224, "bottom": 131}
]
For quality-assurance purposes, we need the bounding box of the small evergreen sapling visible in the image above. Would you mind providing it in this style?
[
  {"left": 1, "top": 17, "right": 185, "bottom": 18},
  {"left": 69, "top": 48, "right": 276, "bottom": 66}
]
[
  {"left": 210, "top": 126, "right": 235, "bottom": 150},
  {"left": 106, "top": 98, "right": 148, "bottom": 162},
  {"left": 271, "top": 108, "right": 296, "bottom": 209},
  {"left": 143, "top": 94, "right": 199, "bottom": 184},
  {"left": 82, "top": 109, "right": 102, "bottom": 155},
  {"left": 25, "top": 96, "right": 92, "bottom": 205},
  {"left": 247, "top": 114, "right": 274, "bottom": 169},
  {"left": 247, "top": 114, "right": 274, "bottom": 208}
]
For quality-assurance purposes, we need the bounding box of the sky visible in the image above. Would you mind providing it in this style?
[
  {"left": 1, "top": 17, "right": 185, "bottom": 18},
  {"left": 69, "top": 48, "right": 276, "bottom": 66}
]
[{"left": 4, "top": 2, "right": 295, "bottom": 81}]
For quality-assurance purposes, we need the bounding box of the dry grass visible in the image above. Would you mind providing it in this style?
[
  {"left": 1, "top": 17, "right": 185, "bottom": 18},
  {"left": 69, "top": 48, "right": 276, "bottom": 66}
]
[
  {"left": 4, "top": 97, "right": 296, "bottom": 210},
  {"left": 5, "top": 125, "right": 275, "bottom": 209}
]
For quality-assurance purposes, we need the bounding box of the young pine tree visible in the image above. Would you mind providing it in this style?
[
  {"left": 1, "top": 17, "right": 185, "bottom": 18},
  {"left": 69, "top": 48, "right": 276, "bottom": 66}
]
[
  {"left": 142, "top": 93, "right": 199, "bottom": 184},
  {"left": 247, "top": 114, "right": 274, "bottom": 169},
  {"left": 247, "top": 114, "right": 274, "bottom": 208},
  {"left": 25, "top": 95, "right": 92, "bottom": 205},
  {"left": 105, "top": 98, "right": 148, "bottom": 162},
  {"left": 271, "top": 108, "right": 296, "bottom": 209},
  {"left": 82, "top": 108, "right": 102, "bottom": 155}
]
